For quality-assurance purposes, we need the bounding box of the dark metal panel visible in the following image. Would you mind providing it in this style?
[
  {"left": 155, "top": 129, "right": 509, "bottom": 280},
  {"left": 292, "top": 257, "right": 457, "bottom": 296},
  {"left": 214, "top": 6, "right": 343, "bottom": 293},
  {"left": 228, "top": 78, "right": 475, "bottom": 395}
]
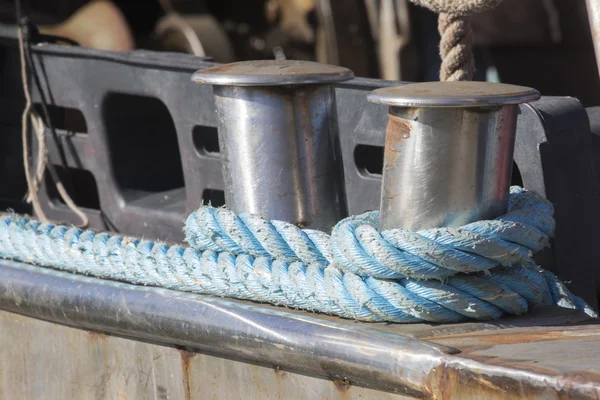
[
  {"left": 515, "top": 98, "right": 600, "bottom": 308},
  {"left": 0, "top": 37, "right": 598, "bottom": 303},
  {"left": 26, "top": 42, "right": 218, "bottom": 241}
]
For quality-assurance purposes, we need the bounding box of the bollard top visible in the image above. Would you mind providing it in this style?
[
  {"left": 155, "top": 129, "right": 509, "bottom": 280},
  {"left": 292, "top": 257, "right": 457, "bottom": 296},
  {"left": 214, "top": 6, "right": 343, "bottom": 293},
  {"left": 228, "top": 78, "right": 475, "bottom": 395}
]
[
  {"left": 192, "top": 60, "right": 354, "bottom": 86},
  {"left": 367, "top": 81, "right": 540, "bottom": 108}
]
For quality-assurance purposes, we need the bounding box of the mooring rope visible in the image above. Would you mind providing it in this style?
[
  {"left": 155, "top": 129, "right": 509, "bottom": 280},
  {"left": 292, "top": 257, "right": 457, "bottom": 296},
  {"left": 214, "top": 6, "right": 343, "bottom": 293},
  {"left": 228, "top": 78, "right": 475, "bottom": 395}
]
[
  {"left": 408, "top": 0, "right": 505, "bottom": 81},
  {"left": 0, "top": 186, "right": 596, "bottom": 323},
  {"left": 437, "top": 13, "right": 474, "bottom": 81}
]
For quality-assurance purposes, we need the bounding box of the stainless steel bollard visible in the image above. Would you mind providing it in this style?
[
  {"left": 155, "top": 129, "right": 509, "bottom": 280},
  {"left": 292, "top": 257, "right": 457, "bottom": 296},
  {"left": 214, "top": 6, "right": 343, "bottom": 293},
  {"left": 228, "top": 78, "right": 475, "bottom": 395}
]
[
  {"left": 367, "top": 81, "right": 540, "bottom": 232},
  {"left": 192, "top": 60, "right": 353, "bottom": 231}
]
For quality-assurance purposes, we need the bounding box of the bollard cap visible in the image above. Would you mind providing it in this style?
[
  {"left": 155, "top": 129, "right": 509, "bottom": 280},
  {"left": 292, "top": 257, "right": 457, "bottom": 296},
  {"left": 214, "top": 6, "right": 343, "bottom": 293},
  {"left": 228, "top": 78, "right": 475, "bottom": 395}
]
[
  {"left": 192, "top": 60, "right": 354, "bottom": 87},
  {"left": 367, "top": 81, "right": 540, "bottom": 108}
]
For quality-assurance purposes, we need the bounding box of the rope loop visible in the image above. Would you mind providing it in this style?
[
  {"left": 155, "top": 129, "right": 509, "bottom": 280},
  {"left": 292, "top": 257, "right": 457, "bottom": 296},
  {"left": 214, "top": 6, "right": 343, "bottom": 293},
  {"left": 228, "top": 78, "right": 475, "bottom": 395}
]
[{"left": 187, "top": 187, "right": 555, "bottom": 281}]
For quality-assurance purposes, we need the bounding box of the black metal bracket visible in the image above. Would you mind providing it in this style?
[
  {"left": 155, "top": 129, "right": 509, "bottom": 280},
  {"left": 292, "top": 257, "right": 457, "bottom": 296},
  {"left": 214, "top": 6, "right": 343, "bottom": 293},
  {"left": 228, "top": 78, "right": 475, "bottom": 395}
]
[{"left": 0, "top": 35, "right": 598, "bottom": 306}]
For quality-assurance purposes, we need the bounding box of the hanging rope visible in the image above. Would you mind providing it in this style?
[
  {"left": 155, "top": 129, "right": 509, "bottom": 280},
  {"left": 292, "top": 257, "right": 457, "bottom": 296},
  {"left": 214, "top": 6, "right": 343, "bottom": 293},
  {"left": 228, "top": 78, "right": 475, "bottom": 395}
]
[
  {"left": 16, "top": 2, "right": 89, "bottom": 228},
  {"left": 409, "top": 0, "right": 504, "bottom": 81},
  {"left": 437, "top": 13, "right": 474, "bottom": 81},
  {"left": 0, "top": 187, "right": 596, "bottom": 323}
]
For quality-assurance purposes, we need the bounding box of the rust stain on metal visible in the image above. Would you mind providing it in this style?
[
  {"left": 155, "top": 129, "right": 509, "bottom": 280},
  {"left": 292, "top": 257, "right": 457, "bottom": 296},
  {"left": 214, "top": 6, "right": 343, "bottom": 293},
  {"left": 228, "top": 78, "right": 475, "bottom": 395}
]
[
  {"left": 475, "top": 330, "right": 598, "bottom": 345},
  {"left": 332, "top": 377, "right": 351, "bottom": 394},
  {"left": 273, "top": 364, "right": 292, "bottom": 398},
  {"left": 180, "top": 349, "right": 196, "bottom": 400},
  {"left": 558, "top": 371, "right": 600, "bottom": 396},
  {"left": 87, "top": 330, "right": 109, "bottom": 342},
  {"left": 318, "top": 361, "right": 354, "bottom": 397},
  {"left": 85, "top": 330, "right": 111, "bottom": 400},
  {"left": 273, "top": 365, "right": 286, "bottom": 376},
  {"left": 426, "top": 362, "right": 552, "bottom": 400},
  {"left": 386, "top": 113, "right": 412, "bottom": 142},
  {"left": 383, "top": 113, "right": 411, "bottom": 175},
  {"left": 425, "top": 326, "right": 600, "bottom": 346},
  {"left": 428, "top": 362, "right": 600, "bottom": 400},
  {"left": 415, "top": 327, "right": 600, "bottom": 398},
  {"left": 450, "top": 350, "right": 562, "bottom": 377}
]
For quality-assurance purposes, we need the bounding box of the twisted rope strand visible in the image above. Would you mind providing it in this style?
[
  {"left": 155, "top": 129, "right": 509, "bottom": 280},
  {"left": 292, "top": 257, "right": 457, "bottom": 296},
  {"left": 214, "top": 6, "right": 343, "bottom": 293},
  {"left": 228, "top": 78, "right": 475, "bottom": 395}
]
[
  {"left": 438, "top": 13, "right": 475, "bottom": 81},
  {"left": 407, "top": 0, "right": 505, "bottom": 81},
  {"left": 0, "top": 187, "right": 596, "bottom": 323},
  {"left": 185, "top": 187, "right": 555, "bottom": 281}
]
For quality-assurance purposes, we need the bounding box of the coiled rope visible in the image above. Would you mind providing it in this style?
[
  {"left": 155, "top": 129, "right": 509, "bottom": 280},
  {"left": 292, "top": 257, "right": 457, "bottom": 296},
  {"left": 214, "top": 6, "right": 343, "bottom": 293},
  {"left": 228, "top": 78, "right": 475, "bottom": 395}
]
[{"left": 0, "top": 186, "right": 595, "bottom": 323}]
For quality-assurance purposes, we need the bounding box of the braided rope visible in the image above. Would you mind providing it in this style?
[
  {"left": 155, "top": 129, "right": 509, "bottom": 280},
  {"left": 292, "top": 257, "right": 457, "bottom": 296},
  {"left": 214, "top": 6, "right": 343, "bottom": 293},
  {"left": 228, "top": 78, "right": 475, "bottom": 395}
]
[
  {"left": 438, "top": 13, "right": 475, "bottom": 81},
  {"left": 408, "top": 0, "right": 504, "bottom": 81},
  {"left": 185, "top": 187, "right": 554, "bottom": 280},
  {"left": 0, "top": 187, "right": 596, "bottom": 323}
]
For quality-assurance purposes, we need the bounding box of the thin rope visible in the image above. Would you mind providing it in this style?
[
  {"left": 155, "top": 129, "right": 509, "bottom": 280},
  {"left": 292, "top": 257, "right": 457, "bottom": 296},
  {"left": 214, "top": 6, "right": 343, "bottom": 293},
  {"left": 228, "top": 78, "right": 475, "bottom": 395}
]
[
  {"left": 0, "top": 187, "right": 596, "bottom": 323},
  {"left": 16, "top": 8, "right": 89, "bottom": 228},
  {"left": 26, "top": 113, "right": 47, "bottom": 204},
  {"left": 17, "top": 13, "right": 47, "bottom": 222}
]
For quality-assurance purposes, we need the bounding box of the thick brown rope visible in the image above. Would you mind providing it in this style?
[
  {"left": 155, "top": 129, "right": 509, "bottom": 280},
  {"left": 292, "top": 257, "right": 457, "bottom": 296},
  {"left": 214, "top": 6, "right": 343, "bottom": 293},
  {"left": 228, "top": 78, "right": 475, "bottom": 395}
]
[
  {"left": 409, "top": 0, "right": 503, "bottom": 81},
  {"left": 438, "top": 13, "right": 474, "bottom": 81}
]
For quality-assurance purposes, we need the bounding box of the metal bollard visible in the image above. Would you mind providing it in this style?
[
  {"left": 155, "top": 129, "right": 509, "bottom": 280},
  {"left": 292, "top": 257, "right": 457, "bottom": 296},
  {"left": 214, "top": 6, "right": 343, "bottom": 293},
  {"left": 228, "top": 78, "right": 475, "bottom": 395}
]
[
  {"left": 367, "top": 81, "right": 540, "bottom": 232},
  {"left": 192, "top": 60, "right": 353, "bottom": 231}
]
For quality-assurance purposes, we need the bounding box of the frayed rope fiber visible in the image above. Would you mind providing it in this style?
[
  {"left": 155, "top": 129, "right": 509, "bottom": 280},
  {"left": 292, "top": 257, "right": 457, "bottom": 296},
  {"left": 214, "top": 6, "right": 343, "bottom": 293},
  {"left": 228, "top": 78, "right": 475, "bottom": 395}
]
[{"left": 0, "top": 186, "right": 596, "bottom": 323}]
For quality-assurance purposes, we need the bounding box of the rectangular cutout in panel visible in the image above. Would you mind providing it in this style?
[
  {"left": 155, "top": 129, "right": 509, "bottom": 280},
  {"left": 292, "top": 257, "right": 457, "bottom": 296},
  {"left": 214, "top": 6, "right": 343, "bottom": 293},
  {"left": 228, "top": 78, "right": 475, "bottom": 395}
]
[
  {"left": 46, "top": 166, "right": 100, "bottom": 210},
  {"left": 33, "top": 104, "right": 88, "bottom": 133},
  {"left": 102, "top": 93, "right": 185, "bottom": 200},
  {"left": 354, "top": 144, "right": 384, "bottom": 176},
  {"left": 193, "top": 125, "right": 220, "bottom": 157}
]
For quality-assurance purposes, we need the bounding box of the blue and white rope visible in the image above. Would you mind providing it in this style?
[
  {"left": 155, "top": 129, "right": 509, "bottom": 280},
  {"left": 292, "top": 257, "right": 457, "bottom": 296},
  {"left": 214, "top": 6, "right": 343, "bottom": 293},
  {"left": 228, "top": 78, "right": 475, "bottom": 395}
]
[
  {"left": 0, "top": 186, "right": 596, "bottom": 323},
  {"left": 185, "top": 187, "right": 554, "bottom": 280}
]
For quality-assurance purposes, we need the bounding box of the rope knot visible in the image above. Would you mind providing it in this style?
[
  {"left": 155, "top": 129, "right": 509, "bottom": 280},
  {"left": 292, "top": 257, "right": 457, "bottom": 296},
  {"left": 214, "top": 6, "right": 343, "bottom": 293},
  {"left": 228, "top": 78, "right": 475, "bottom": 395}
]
[{"left": 330, "top": 187, "right": 554, "bottom": 279}]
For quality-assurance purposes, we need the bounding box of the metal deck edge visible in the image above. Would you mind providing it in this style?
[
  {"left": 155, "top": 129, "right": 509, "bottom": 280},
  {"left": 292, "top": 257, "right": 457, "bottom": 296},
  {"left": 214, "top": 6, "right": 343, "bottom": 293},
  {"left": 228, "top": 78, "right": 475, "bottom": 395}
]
[{"left": 0, "top": 260, "right": 599, "bottom": 398}]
